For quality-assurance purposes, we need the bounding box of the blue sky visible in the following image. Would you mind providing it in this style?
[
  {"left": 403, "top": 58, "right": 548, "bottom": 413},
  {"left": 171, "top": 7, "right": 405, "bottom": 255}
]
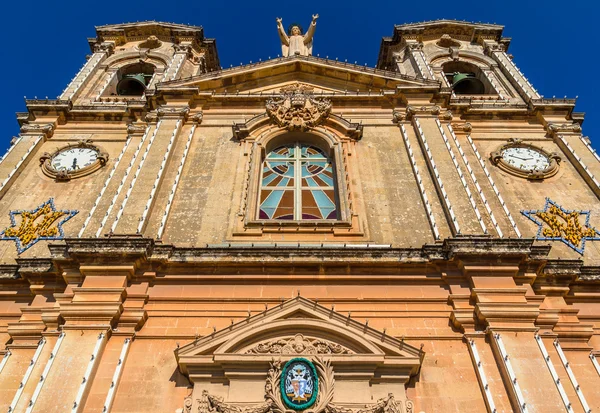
[{"left": 0, "top": 0, "right": 597, "bottom": 148}]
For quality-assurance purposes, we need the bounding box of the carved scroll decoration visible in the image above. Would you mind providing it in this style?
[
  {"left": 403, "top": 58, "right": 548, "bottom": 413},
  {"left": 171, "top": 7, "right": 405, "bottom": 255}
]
[
  {"left": 246, "top": 334, "right": 353, "bottom": 355},
  {"left": 265, "top": 83, "right": 332, "bottom": 132},
  {"left": 195, "top": 357, "right": 412, "bottom": 413}
]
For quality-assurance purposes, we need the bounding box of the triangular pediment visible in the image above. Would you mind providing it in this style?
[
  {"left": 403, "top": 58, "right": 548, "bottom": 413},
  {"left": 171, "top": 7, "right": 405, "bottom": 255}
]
[
  {"left": 176, "top": 296, "right": 423, "bottom": 377},
  {"left": 158, "top": 55, "right": 440, "bottom": 95}
]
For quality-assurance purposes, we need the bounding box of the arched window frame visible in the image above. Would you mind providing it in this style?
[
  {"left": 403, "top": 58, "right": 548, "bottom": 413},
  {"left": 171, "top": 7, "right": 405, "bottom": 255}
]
[
  {"left": 94, "top": 54, "right": 169, "bottom": 101},
  {"left": 258, "top": 141, "right": 338, "bottom": 221},
  {"left": 429, "top": 54, "right": 513, "bottom": 99},
  {"left": 244, "top": 128, "right": 353, "bottom": 228}
]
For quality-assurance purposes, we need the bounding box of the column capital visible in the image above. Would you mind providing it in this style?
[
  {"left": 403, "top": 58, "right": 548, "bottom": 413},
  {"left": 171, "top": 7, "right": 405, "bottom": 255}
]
[
  {"left": 157, "top": 105, "right": 190, "bottom": 120},
  {"left": 19, "top": 122, "right": 55, "bottom": 139},
  {"left": 92, "top": 41, "right": 115, "bottom": 56}
]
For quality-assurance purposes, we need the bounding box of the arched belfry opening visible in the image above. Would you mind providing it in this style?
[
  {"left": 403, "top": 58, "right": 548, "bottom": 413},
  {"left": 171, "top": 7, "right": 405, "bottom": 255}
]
[
  {"left": 443, "top": 61, "right": 491, "bottom": 95},
  {"left": 116, "top": 62, "right": 155, "bottom": 96}
]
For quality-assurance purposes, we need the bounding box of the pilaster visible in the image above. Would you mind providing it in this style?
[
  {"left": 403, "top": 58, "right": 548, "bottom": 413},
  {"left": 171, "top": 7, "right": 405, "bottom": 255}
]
[
  {"left": 60, "top": 41, "right": 114, "bottom": 101},
  {"left": 404, "top": 41, "right": 435, "bottom": 80},
  {"left": 484, "top": 40, "right": 541, "bottom": 101}
]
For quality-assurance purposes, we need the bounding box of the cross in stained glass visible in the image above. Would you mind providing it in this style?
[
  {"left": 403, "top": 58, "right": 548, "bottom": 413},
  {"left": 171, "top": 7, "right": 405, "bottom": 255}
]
[
  {"left": 259, "top": 143, "right": 338, "bottom": 220},
  {"left": 521, "top": 198, "right": 600, "bottom": 254}
]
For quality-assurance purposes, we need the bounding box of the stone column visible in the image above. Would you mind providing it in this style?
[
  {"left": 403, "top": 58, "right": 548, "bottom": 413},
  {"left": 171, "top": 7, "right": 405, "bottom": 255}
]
[
  {"left": 27, "top": 265, "right": 128, "bottom": 412},
  {"left": 464, "top": 252, "right": 566, "bottom": 412}
]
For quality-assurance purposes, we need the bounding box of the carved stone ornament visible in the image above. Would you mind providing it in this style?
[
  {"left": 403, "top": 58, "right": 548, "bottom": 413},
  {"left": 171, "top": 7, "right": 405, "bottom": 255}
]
[
  {"left": 39, "top": 140, "right": 109, "bottom": 181},
  {"left": 157, "top": 106, "right": 190, "bottom": 119},
  {"left": 490, "top": 138, "right": 561, "bottom": 180},
  {"left": 93, "top": 42, "right": 115, "bottom": 55},
  {"left": 266, "top": 83, "right": 332, "bottom": 132},
  {"left": 20, "top": 123, "right": 55, "bottom": 138},
  {"left": 436, "top": 34, "right": 461, "bottom": 48},
  {"left": 139, "top": 35, "right": 162, "bottom": 50},
  {"left": 127, "top": 123, "right": 147, "bottom": 136},
  {"left": 196, "top": 358, "right": 413, "bottom": 413},
  {"left": 450, "top": 122, "right": 472, "bottom": 133},
  {"left": 449, "top": 47, "right": 460, "bottom": 61},
  {"left": 246, "top": 334, "right": 353, "bottom": 355},
  {"left": 173, "top": 43, "right": 192, "bottom": 54},
  {"left": 392, "top": 110, "right": 405, "bottom": 123},
  {"left": 406, "top": 42, "right": 423, "bottom": 51},
  {"left": 405, "top": 105, "right": 441, "bottom": 119},
  {"left": 547, "top": 123, "right": 582, "bottom": 134},
  {"left": 440, "top": 110, "right": 453, "bottom": 121},
  {"left": 484, "top": 43, "right": 506, "bottom": 54}
]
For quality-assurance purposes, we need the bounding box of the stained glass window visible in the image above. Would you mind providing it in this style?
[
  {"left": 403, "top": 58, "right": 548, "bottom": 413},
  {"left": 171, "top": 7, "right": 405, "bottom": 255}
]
[{"left": 259, "top": 143, "right": 338, "bottom": 220}]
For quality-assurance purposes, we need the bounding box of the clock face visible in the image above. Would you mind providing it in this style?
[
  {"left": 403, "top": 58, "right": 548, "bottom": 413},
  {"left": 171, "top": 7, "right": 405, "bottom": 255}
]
[
  {"left": 501, "top": 147, "right": 550, "bottom": 172},
  {"left": 51, "top": 147, "right": 99, "bottom": 172}
]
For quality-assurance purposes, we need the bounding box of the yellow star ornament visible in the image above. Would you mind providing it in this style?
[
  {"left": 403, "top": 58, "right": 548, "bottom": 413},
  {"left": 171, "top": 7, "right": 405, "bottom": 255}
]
[
  {"left": 0, "top": 199, "right": 78, "bottom": 253},
  {"left": 521, "top": 198, "right": 600, "bottom": 254}
]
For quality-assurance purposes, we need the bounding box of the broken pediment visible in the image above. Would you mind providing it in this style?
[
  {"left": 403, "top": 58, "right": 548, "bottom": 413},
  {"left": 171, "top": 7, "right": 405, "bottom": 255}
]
[{"left": 158, "top": 55, "right": 440, "bottom": 95}]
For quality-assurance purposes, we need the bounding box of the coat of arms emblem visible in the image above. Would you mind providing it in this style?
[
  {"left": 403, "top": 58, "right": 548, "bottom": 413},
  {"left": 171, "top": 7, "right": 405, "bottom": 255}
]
[{"left": 280, "top": 358, "right": 318, "bottom": 410}]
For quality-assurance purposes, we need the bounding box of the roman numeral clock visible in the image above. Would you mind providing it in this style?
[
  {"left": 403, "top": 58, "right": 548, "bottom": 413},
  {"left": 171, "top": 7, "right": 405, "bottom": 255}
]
[{"left": 39, "top": 140, "right": 108, "bottom": 181}]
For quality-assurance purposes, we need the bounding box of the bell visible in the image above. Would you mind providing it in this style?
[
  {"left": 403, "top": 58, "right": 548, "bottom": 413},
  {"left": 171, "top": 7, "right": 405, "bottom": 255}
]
[
  {"left": 451, "top": 72, "right": 485, "bottom": 95},
  {"left": 116, "top": 73, "right": 148, "bottom": 96}
]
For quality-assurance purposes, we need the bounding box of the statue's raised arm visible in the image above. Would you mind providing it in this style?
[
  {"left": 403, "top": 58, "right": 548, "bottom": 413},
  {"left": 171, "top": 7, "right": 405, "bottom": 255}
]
[
  {"left": 276, "top": 17, "right": 288, "bottom": 45},
  {"left": 303, "top": 14, "right": 318, "bottom": 45}
]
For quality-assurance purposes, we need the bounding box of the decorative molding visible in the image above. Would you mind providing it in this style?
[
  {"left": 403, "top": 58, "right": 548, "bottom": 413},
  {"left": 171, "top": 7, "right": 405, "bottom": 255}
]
[
  {"left": 157, "top": 106, "right": 190, "bottom": 120},
  {"left": 173, "top": 43, "right": 192, "bottom": 54},
  {"left": 547, "top": 123, "right": 582, "bottom": 134},
  {"left": 20, "top": 123, "right": 55, "bottom": 138},
  {"left": 127, "top": 123, "right": 147, "bottom": 135},
  {"left": 190, "top": 112, "right": 203, "bottom": 124},
  {"left": 145, "top": 112, "right": 159, "bottom": 123},
  {"left": 436, "top": 34, "right": 461, "bottom": 48},
  {"left": 406, "top": 42, "right": 423, "bottom": 51},
  {"left": 521, "top": 198, "right": 600, "bottom": 254},
  {"left": 93, "top": 41, "right": 115, "bottom": 56},
  {"left": 246, "top": 334, "right": 353, "bottom": 355},
  {"left": 0, "top": 198, "right": 78, "bottom": 254},
  {"left": 265, "top": 83, "right": 332, "bottom": 132},
  {"left": 440, "top": 110, "right": 453, "bottom": 121},
  {"left": 139, "top": 35, "right": 162, "bottom": 50},
  {"left": 195, "top": 357, "right": 412, "bottom": 413},
  {"left": 392, "top": 110, "right": 405, "bottom": 123},
  {"left": 405, "top": 105, "right": 441, "bottom": 119},
  {"left": 484, "top": 42, "right": 506, "bottom": 55}
]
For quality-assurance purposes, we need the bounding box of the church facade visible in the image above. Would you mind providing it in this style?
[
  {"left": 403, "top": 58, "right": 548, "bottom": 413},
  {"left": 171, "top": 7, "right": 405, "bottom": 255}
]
[{"left": 0, "top": 18, "right": 598, "bottom": 413}]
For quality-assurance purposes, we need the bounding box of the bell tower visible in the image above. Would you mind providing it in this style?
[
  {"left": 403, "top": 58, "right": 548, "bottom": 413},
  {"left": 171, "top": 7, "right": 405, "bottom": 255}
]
[{"left": 58, "top": 21, "right": 220, "bottom": 106}]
